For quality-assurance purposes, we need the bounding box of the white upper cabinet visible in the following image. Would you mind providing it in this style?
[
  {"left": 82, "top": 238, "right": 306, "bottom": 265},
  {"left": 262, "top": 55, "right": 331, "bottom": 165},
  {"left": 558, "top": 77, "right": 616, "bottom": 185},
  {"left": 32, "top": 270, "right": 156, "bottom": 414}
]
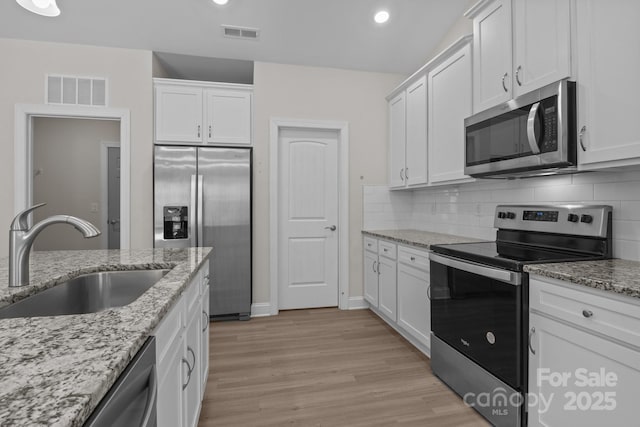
[
  {"left": 154, "top": 78, "right": 253, "bottom": 145},
  {"left": 388, "top": 92, "right": 407, "bottom": 189},
  {"left": 204, "top": 89, "right": 252, "bottom": 145},
  {"left": 576, "top": 0, "right": 640, "bottom": 169},
  {"left": 467, "top": 0, "right": 572, "bottom": 112},
  {"left": 512, "top": 0, "right": 572, "bottom": 96},
  {"left": 428, "top": 41, "right": 473, "bottom": 185},
  {"left": 155, "top": 85, "right": 203, "bottom": 143},
  {"left": 405, "top": 76, "right": 428, "bottom": 187},
  {"left": 470, "top": 0, "right": 513, "bottom": 112}
]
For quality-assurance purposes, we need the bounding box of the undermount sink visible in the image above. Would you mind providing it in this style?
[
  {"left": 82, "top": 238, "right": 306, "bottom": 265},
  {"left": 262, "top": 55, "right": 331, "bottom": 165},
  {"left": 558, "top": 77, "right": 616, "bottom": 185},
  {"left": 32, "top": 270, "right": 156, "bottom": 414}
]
[{"left": 0, "top": 269, "right": 170, "bottom": 319}]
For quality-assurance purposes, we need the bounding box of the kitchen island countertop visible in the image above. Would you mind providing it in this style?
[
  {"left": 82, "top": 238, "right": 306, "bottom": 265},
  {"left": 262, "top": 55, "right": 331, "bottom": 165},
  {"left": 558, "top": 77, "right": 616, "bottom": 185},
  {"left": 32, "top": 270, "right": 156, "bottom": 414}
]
[{"left": 0, "top": 247, "right": 211, "bottom": 427}]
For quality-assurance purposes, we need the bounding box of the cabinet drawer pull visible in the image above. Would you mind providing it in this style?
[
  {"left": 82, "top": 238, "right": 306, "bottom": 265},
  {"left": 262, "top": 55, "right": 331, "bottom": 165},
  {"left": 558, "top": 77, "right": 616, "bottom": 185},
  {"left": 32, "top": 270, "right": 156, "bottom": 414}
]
[
  {"left": 515, "top": 65, "right": 522, "bottom": 86},
  {"left": 372, "top": 261, "right": 377, "bottom": 273},
  {"left": 528, "top": 327, "right": 536, "bottom": 355},
  {"left": 383, "top": 248, "right": 388, "bottom": 252},
  {"left": 410, "top": 256, "right": 416, "bottom": 261},
  {"left": 181, "top": 358, "right": 192, "bottom": 390},
  {"left": 579, "top": 126, "right": 587, "bottom": 151},
  {"left": 582, "top": 309, "right": 594, "bottom": 318},
  {"left": 202, "top": 311, "right": 210, "bottom": 332},
  {"left": 502, "top": 72, "right": 509, "bottom": 92},
  {"left": 187, "top": 346, "right": 196, "bottom": 373}
]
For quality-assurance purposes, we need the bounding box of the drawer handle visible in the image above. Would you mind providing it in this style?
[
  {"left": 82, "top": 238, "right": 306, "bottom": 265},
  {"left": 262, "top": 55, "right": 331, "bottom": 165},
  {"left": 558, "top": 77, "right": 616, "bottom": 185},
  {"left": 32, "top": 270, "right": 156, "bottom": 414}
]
[
  {"left": 582, "top": 309, "right": 594, "bottom": 318},
  {"left": 372, "top": 261, "right": 377, "bottom": 273},
  {"left": 202, "top": 311, "right": 210, "bottom": 332},
  {"left": 528, "top": 327, "right": 536, "bottom": 355},
  {"left": 187, "top": 346, "right": 196, "bottom": 372},
  {"left": 383, "top": 248, "right": 388, "bottom": 252},
  {"left": 181, "top": 358, "right": 192, "bottom": 390},
  {"left": 410, "top": 256, "right": 416, "bottom": 261}
]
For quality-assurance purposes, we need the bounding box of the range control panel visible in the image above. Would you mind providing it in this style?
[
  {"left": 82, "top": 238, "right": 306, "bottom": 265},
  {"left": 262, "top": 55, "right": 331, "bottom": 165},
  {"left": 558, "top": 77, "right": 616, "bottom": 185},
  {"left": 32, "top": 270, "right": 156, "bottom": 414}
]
[{"left": 494, "top": 205, "right": 612, "bottom": 238}]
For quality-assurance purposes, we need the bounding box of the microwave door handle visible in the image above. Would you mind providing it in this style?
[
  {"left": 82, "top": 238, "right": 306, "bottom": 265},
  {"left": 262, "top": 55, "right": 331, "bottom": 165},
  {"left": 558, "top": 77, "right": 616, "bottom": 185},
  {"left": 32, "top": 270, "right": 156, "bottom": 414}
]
[{"left": 526, "top": 102, "right": 541, "bottom": 154}]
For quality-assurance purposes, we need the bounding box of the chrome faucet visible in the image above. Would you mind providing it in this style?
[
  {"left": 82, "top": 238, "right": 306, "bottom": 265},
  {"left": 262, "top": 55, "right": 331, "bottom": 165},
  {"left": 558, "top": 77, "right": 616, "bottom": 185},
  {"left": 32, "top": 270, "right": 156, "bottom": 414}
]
[{"left": 9, "top": 203, "right": 101, "bottom": 287}]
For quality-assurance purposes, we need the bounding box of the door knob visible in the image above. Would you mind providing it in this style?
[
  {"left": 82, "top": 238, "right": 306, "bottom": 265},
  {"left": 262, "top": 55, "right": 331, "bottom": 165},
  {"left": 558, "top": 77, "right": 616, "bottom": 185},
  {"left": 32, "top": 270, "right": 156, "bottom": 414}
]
[{"left": 325, "top": 225, "right": 337, "bottom": 231}]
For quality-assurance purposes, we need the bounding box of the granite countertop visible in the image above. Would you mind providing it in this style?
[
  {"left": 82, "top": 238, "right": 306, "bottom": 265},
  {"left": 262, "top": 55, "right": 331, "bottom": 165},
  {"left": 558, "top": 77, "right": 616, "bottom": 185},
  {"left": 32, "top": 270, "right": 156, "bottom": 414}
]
[
  {"left": 0, "top": 247, "right": 211, "bottom": 427},
  {"left": 362, "top": 229, "right": 480, "bottom": 250},
  {"left": 525, "top": 259, "right": 640, "bottom": 300}
]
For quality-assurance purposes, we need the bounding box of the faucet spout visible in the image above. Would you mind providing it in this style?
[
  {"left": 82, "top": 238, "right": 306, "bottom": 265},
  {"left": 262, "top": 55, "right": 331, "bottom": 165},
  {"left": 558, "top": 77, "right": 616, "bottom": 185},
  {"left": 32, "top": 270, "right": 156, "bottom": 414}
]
[{"left": 8, "top": 204, "right": 101, "bottom": 287}]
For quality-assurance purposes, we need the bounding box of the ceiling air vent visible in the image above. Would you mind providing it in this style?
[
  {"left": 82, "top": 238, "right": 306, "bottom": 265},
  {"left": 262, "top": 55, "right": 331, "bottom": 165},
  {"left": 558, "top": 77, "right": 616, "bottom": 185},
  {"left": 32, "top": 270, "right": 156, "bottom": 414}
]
[
  {"left": 222, "top": 25, "right": 260, "bottom": 40},
  {"left": 46, "top": 75, "right": 108, "bottom": 106}
]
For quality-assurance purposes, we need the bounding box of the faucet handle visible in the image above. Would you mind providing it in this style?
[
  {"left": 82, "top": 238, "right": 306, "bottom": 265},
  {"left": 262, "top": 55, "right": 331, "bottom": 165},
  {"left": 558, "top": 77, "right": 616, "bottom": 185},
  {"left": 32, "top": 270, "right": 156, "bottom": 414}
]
[{"left": 10, "top": 203, "right": 47, "bottom": 231}]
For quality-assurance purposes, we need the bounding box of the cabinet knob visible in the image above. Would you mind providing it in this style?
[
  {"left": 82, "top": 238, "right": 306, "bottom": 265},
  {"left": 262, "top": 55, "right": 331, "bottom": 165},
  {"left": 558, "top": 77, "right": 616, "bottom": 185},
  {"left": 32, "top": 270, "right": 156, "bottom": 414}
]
[
  {"left": 410, "top": 256, "right": 416, "bottom": 261},
  {"left": 582, "top": 309, "right": 594, "bottom": 318}
]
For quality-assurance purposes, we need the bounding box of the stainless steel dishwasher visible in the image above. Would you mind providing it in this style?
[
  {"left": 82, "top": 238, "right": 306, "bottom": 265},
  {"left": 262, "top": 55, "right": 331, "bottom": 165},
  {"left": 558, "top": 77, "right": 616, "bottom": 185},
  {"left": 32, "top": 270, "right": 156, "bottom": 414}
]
[{"left": 83, "top": 337, "right": 157, "bottom": 427}]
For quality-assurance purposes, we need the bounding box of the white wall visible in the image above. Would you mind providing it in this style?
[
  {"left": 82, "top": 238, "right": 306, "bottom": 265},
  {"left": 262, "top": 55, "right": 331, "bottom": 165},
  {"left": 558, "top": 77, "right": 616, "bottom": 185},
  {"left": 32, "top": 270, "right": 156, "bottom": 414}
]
[
  {"left": 0, "top": 38, "right": 154, "bottom": 257},
  {"left": 32, "top": 117, "right": 120, "bottom": 251},
  {"left": 253, "top": 61, "right": 405, "bottom": 303},
  {"left": 363, "top": 169, "right": 640, "bottom": 261}
]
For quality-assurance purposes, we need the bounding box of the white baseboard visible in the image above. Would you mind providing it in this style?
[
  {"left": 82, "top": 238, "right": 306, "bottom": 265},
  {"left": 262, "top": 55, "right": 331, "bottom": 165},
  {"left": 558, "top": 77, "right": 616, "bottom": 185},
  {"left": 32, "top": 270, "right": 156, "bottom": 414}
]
[
  {"left": 250, "top": 302, "right": 272, "bottom": 317},
  {"left": 347, "top": 296, "right": 369, "bottom": 310}
]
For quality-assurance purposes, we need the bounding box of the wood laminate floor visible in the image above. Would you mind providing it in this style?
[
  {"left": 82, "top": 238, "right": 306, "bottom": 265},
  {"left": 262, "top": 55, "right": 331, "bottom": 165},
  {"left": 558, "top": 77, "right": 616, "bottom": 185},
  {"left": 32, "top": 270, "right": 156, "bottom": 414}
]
[{"left": 198, "top": 308, "right": 490, "bottom": 427}]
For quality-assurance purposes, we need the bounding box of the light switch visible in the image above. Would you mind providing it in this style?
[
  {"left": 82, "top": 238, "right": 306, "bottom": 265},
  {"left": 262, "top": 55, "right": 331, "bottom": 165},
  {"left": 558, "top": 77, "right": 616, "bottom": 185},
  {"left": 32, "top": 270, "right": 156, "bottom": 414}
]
[{"left": 90, "top": 203, "right": 99, "bottom": 213}]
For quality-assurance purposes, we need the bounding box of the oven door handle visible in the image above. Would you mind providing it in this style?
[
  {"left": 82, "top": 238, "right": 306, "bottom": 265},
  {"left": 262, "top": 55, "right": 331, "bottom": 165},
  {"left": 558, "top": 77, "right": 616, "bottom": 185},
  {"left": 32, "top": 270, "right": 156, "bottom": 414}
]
[{"left": 429, "top": 253, "right": 522, "bottom": 286}]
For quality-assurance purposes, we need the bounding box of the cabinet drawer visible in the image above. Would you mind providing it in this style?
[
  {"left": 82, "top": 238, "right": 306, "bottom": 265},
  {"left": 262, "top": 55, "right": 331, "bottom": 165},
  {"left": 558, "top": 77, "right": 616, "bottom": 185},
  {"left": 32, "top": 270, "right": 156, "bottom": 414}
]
[
  {"left": 530, "top": 277, "right": 640, "bottom": 349},
  {"left": 364, "top": 237, "right": 378, "bottom": 253},
  {"left": 378, "top": 240, "right": 397, "bottom": 260},
  {"left": 184, "top": 274, "right": 201, "bottom": 316},
  {"left": 153, "top": 295, "right": 184, "bottom": 367},
  {"left": 398, "top": 246, "right": 429, "bottom": 271}
]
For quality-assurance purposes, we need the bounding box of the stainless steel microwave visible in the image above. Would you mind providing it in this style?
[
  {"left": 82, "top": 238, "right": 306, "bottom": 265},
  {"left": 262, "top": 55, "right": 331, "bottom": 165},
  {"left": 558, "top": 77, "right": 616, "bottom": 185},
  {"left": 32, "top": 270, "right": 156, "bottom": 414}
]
[{"left": 464, "top": 79, "right": 576, "bottom": 178}]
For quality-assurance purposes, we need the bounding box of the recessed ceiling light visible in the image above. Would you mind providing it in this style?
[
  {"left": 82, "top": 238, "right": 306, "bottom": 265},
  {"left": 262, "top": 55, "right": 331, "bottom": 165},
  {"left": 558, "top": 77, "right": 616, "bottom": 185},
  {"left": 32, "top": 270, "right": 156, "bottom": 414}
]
[
  {"left": 212, "top": 0, "right": 229, "bottom": 5},
  {"left": 16, "top": 0, "right": 60, "bottom": 16},
  {"left": 374, "top": 10, "right": 389, "bottom": 24}
]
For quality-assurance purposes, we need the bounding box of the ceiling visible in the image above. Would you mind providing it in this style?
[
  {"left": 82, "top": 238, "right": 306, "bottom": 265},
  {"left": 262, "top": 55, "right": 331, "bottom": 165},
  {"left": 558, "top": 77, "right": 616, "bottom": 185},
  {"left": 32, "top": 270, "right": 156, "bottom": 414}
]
[{"left": 0, "top": 0, "right": 470, "bottom": 76}]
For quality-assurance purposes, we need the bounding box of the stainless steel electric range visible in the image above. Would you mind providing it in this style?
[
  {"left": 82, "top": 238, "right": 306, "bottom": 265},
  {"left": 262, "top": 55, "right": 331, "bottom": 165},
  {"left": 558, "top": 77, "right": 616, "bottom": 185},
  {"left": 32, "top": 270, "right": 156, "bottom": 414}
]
[{"left": 429, "top": 205, "right": 613, "bottom": 427}]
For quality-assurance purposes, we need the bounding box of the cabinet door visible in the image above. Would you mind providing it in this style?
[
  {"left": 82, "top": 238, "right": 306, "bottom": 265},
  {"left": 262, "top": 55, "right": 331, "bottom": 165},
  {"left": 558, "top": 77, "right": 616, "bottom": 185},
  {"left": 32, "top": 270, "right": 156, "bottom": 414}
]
[
  {"left": 405, "top": 76, "right": 428, "bottom": 187},
  {"left": 528, "top": 313, "right": 640, "bottom": 427},
  {"left": 428, "top": 43, "right": 473, "bottom": 185},
  {"left": 576, "top": 0, "right": 640, "bottom": 168},
  {"left": 378, "top": 256, "right": 397, "bottom": 321},
  {"left": 200, "top": 284, "right": 210, "bottom": 399},
  {"left": 397, "top": 263, "right": 430, "bottom": 350},
  {"left": 205, "top": 90, "right": 252, "bottom": 145},
  {"left": 388, "top": 92, "right": 407, "bottom": 188},
  {"left": 157, "top": 333, "right": 185, "bottom": 427},
  {"left": 512, "top": 0, "right": 571, "bottom": 97},
  {"left": 183, "top": 310, "right": 201, "bottom": 427},
  {"left": 363, "top": 250, "right": 379, "bottom": 307},
  {"left": 155, "top": 85, "right": 203, "bottom": 143},
  {"left": 472, "top": 0, "right": 513, "bottom": 112}
]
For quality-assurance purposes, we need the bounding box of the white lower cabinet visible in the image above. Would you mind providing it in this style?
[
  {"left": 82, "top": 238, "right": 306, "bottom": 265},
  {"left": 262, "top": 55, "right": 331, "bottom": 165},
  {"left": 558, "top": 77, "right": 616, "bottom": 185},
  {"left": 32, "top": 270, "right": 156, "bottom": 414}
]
[
  {"left": 528, "top": 277, "right": 640, "bottom": 426},
  {"left": 397, "top": 246, "right": 431, "bottom": 352},
  {"left": 363, "top": 236, "right": 431, "bottom": 355},
  {"left": 153, "top": 263, "right": 210, "bottom": 427},
  {"left": 200, "top": 280, "right": 210, "bottom": 399}
]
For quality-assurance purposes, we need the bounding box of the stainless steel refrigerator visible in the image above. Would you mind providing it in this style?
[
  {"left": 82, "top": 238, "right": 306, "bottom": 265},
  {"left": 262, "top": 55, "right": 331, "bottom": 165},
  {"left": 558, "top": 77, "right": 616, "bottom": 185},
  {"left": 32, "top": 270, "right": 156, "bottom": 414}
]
[{"left": 154, "top": 145, "right": 251, "bottom": 320}]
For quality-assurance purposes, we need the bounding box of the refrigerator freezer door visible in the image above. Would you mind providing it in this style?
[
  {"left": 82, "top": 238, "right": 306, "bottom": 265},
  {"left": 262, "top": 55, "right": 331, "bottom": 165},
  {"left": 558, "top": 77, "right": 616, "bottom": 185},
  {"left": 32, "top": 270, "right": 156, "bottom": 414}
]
[
  {"left": 198, "top": 147, "right": 252, "bottom": 319},
  {"left": 154, "top": 146, "right": 197, "bottom": 248}
]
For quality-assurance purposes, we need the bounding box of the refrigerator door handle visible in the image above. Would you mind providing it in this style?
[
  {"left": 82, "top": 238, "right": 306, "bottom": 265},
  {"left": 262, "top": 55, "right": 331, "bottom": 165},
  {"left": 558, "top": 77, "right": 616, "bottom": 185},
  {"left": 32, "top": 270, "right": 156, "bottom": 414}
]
[
  {"left": 197, "top": 175, "right": 204, "bottom": 247},
  {"left": 190, "top": 174, "right": 197, "bottom": 246}
]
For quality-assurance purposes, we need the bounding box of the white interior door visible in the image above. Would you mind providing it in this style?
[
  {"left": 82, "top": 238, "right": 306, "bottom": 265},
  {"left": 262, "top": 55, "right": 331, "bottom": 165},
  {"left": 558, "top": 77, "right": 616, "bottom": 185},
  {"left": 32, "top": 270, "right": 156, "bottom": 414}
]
[{"left": 278, "top": 128, "right": 339, "bottom": 309}]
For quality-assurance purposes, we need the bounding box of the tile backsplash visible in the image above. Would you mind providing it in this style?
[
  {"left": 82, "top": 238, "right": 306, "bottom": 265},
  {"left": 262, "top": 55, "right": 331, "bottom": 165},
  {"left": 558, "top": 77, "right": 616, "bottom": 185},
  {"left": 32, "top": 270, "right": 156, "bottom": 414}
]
[{"left": 363, "top": 169, "right": 640, "bottom": 261}]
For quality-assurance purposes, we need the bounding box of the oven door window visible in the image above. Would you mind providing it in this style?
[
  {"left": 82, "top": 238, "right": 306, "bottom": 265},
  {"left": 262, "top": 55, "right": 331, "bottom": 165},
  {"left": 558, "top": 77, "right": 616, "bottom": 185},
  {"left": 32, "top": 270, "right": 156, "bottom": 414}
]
[{"left": 430, "top": 261, "right": 523, "bottom": 390}]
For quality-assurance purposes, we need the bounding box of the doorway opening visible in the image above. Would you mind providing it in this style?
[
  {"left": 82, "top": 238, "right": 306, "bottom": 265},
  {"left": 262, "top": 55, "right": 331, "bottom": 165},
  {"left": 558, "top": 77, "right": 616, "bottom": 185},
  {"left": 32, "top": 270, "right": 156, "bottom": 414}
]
[{"left": 14, "top": 104, "right": 131, "bottom": 250}]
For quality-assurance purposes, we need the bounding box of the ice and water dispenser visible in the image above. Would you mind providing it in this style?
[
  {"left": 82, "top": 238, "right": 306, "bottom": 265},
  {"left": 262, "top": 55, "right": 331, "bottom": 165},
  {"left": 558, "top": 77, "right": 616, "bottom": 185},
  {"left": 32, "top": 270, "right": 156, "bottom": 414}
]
[{"left": 163, "top": 206, "right": 188, "bottom": 239}]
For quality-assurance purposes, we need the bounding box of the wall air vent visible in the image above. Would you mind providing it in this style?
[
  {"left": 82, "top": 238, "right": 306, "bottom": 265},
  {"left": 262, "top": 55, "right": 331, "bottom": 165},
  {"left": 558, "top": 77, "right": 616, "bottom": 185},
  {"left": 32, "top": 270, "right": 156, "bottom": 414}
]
[
  {"left": 46, "top": 75, "right": 108, "bottom": 106},
  {"left": 222, "top": 25, "right": 260, "bottom": 40}
]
